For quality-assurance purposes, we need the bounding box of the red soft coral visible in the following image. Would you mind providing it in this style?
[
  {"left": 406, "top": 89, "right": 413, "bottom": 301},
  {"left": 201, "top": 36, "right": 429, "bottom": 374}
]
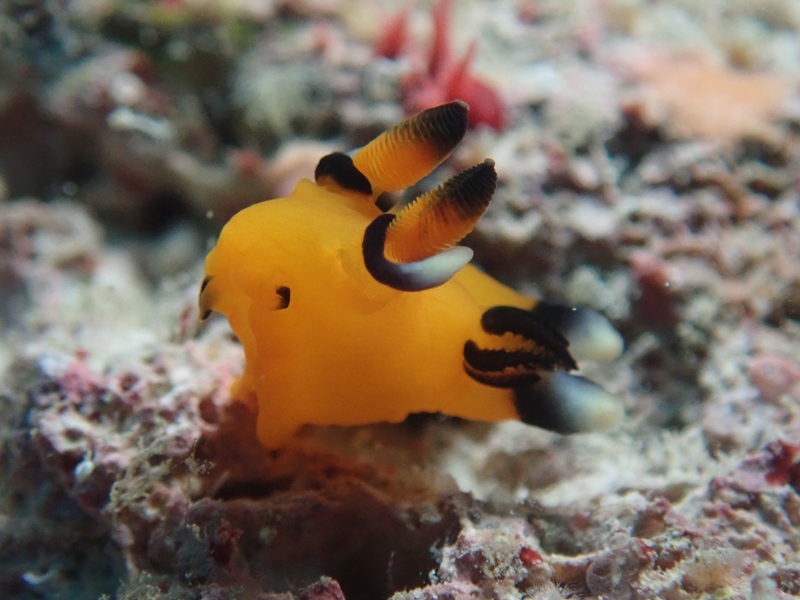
[
  {"left": 374, "top": 6, "right": 410, "bottom": 61},
  {"left": 377, "top": 0, "right": 506, "bottom": 130}
]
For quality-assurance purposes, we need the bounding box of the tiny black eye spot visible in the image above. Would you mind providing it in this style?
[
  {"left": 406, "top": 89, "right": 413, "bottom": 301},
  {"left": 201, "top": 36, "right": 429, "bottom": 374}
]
[{"left": 276, "top": 286, "right": 291, "bottom": 309}]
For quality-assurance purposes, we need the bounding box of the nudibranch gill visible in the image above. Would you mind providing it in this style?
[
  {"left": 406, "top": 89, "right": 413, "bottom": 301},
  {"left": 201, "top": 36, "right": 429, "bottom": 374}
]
[{"left": 200, "top": 101, "right": 624, "bottom": 449}]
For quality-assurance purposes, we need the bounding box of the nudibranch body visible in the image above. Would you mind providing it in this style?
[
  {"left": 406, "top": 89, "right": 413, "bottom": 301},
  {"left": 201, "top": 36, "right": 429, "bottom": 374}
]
[{"left": 201, "top": 101, "right": 624, "bottom": 449}]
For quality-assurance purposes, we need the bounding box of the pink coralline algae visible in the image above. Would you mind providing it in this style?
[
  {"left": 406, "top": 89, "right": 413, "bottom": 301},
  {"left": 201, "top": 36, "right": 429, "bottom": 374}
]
[
  {"left": 373, "top": 7, "right": 410, "bottom": 61},
  {"left": 764, "top": 440, "right": 800, "bottom": 491},
  {"left": 748, "top": 354, "right": 800, "bottom": 404}
]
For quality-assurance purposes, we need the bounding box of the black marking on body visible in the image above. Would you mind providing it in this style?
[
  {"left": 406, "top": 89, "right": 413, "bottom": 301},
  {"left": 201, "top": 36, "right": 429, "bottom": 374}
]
[
  {"left": 410, "top": 101, "right": 470, "bottom": 156},
  {"left": 513, "top": 382, "right": 576, "bottom": 433},
  {"left": 315, "top": 152, "right": 373, "bottom": 196},
  {"left": 512, "top": 373, "right": 609, "bottom": 434},
  {"left": 463, "top": 359, "right": 542, "bottom": 388},
  {"left": 276, "top": 286, "right": 291, "bottom": 309},
  {"left": 375, "top": 192, "right": 396, "bottom": 212},
  {"left": 529, "top": 300, "right": 582, "bottom": 335},
  {"left": 363, "top": 213, "right": 462, "bottom": 291},
  {"left": 463, "top": 341, "right": 542, "bottom": 372},
  {"left": 479, "top": 306, "right": 576, "bottom": 371},
  {"left": 363, "top": 213, "right": 398, "bottom": 287},
  {"left": 425, "top": 158, "right": 496, "bottom": 223},
  {"left": 463, "top": 305, "right": 577, "bottom": 388},
  {"left": 363, "top": 212, "right": 473, "bottom": 291}
]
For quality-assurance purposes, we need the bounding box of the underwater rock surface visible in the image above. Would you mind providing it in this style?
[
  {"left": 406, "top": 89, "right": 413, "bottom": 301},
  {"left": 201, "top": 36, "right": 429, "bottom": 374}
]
[{"left": 1, "top": 0, "right": 800, "bottom": 598}]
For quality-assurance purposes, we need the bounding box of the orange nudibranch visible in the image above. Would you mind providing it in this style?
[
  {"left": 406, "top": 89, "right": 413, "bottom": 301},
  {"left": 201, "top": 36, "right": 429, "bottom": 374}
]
[{"left": 200, "top": 101, "right": 623, "bottom": 449}]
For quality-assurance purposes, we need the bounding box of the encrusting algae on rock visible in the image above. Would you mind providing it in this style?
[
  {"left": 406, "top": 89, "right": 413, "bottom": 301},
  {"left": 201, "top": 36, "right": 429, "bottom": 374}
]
[{"left": 199, "top": 101, "right": 624, "bottom": 449}]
